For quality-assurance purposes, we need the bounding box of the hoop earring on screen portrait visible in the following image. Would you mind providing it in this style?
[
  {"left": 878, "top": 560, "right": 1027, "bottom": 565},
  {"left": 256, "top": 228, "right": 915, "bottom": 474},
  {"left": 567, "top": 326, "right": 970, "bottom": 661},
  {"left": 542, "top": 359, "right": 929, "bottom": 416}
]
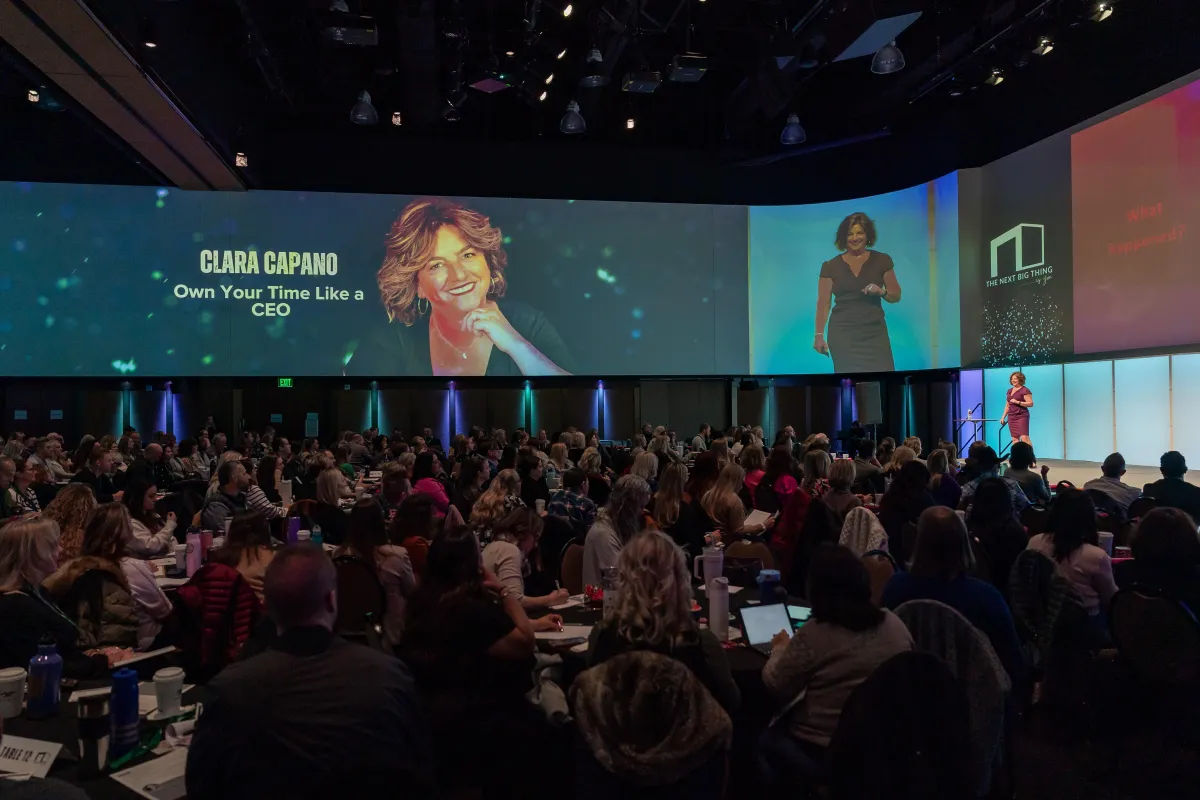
[
  {"left": 489, "top": 275, "right": 498, "bottom": 296},
  {"left": 417, "top": 297, "right": 431, "bottom": 316}
]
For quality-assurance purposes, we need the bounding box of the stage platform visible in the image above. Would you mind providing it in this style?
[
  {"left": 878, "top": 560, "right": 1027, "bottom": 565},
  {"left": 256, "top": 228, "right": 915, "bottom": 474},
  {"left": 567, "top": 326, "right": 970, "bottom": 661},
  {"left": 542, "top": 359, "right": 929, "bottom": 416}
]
[{"left": 1033, "top": 459, "right": 1170, "bottom": 490}]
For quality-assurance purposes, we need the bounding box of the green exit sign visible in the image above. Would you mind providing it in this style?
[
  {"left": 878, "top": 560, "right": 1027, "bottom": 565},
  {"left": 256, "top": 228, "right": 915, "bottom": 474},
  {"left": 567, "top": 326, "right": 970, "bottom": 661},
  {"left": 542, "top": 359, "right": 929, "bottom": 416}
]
[{"left": 278, "top": 378, "right": 293, "bottom": 388}]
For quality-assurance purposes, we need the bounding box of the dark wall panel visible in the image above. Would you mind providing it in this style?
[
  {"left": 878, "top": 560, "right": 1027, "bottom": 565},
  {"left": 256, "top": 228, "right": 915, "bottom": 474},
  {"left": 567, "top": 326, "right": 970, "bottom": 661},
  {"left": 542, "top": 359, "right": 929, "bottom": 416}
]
[
  {"left": 334, "top": 391, "right": 372, "bottom": 436},
  {"left": 810, "top": 386, "right": 842, "bottom": 439},
  {"left": 487, "top": 389, "right": 524, "bottom": 434},
  {"left": 737, "top": 387, "right": 769, "bottom": 429},
  {"left": 532, "top": 389, "right": 563, "bottom": 437},
  {"left": 78, "top": 390, "right": 124, "bottom": 442},
  {"left": 775, "top": 387, "right": 809, "bottom": 436},
  {"left": 604, "top": 386, "right": 636, "bottom": 440}
]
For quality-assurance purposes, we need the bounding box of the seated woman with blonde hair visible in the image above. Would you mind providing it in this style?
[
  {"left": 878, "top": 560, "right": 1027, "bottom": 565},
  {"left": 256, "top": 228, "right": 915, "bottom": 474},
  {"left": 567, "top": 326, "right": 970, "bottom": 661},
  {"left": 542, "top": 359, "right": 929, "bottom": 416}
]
[
  {"left": 701, "top": 464, "right": 775, "bottom": 540},
  {"left": 881, "top": 445, "right": 916, "bottom": 475},
  {"left": 40, "top": 483, "right": 97, "bottom": 564},
  {"left": 469, "top": 468, "right": 524, "bottom": 545},
  {"left": 587, "top": 530, "right": 740, "bottom": 712},
  {"left": 482, "top": 507, "right": 569, "bottom": 610}
]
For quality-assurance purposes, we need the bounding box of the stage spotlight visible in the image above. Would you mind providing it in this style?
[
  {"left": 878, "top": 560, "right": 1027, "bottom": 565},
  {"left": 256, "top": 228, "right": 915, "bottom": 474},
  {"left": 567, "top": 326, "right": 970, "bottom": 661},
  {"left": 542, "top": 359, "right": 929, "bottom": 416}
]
[
  {"left": 562, "top": 3, "right": 573, "bottom": 17},
  {"left": 350, "top": 90, "right": 379, "bottom": 124},
  {"left": 780, "top": 113, "right": 806, "bottom": 146},
  {"left": 1033, "top": 36, "right": 1054, "bottom": 56},
  {"left": 27, "top": 89, "right": 39, "bottom": 104},
  {"left": 539, "top": 90, "right": 548, "bottom": 101},
  {"left": 235, "top": 152, "right": 249, "bottom": 168},
  {"left": 557, "top": 48, "right": 567, "bottom": 60},
  {"left": 391, "top": 111, "right": 403, "bottom": 126},
  {"left": 870, "top": 41, "right": 904, "bottom": 75},
  {"left": 984, "top": 68, "right": 1004, "bottom": 86},
  {"left": 626, "top": 118, "right": 635, "bottom": 130},
  {"left": 545, "top": 72, "right": 554, "bottom": 85},
  {"left": 1091, "top": 3, "right": 1113, "bottom": 22},
  {"left": 560, "top": 100, "right": 586, "bottom": 134},
  {"left": 139, "top": 17, "right": 158, "bottom": 49},
  {"left": 580, "top": 47, "right": 608, "bottom": 88}
]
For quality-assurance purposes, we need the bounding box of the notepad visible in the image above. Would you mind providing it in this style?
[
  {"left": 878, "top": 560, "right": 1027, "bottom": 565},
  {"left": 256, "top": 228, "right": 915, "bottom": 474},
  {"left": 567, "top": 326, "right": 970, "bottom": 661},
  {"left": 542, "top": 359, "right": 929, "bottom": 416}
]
[
  {"left": 550, "top": 595, "right": 585, "bottom": 610},
  {"left": 119, "top": 646, "right": 179, "bottom": 667},
  {"left": 110, "top": 748, "right": 188, "bottom": 800},
  {"left": 696, "top": 584, "right": 743, "bottom": 594},
  {"left": 745, "top": 509, "right": 775, "bottom": 528},
  {"left": 534, "top": 624, "right": 592, "bottom": 641}
]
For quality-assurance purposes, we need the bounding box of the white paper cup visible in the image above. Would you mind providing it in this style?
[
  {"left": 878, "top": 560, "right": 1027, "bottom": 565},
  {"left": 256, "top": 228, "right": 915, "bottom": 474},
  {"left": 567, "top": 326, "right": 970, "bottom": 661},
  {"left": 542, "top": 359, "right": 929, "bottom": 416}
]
[
  {"left": 223, "top": 518, "right": 232, "bottom": 535},
  {"left": 153, "top": 667, "right": 185, "bottom": 718},
  {"left": 0, "top": 667, "right": 25, "bottom": 719},
  {"left": 535, "top": 499, "right": 546, "bottom": 514},
  {"left": 173, "top": 543, "right": 187, "bottom": 571},
  {"left": 296, "top": 530, "right": 311, "bottom": 542},
  {"left": 1097, "top": 531, "right": 1115, "bottom": 556}
]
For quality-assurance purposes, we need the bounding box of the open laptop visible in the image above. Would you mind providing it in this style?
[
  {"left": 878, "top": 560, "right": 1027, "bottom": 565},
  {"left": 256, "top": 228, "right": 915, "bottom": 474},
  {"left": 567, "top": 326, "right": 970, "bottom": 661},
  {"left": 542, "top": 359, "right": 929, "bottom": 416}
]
[{"left": 740, "top": 603, "right": 794, "bottom": 657}]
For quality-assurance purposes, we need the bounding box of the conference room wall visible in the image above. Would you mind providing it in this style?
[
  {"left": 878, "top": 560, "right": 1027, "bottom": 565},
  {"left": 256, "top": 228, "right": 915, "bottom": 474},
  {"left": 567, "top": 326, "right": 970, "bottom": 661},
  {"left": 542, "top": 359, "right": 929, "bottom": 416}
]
[
  {"left": 1, "top": 384, "right": 94, "bottom": 442},
  {"left": 1064, "top": 360, "right": 1115, "bottom": 463},
  {"left": 1171, "top": 354, "right": 1200, "bottom": 463},
  {"left": 1113, "top": 356, "right": 1171, "bottom": 468},
  {"left": 736, "top": 386, "right": 770, "bottom": 432},
  {"left": 636, "top": 381, "right": 728, "bottom": 440}
]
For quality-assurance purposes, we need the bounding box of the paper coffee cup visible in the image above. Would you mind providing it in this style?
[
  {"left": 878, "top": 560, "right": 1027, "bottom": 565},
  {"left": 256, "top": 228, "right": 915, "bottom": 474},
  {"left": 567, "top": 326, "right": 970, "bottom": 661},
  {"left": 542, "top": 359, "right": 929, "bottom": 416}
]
[
  {"left": 173, "top": 543, "right": 187, "bottom": 571},
  {"left": 297, "top": 530, "right": 311, "bottom": 541},
  {"left": 0, "top": 667, "right": 26, "bottom": 719},
  {"left": 535, "top": 499, "right": 546, "bottom": 514},
  {"left": 153, "top": 667, "right": 185, "bottom": 718}
]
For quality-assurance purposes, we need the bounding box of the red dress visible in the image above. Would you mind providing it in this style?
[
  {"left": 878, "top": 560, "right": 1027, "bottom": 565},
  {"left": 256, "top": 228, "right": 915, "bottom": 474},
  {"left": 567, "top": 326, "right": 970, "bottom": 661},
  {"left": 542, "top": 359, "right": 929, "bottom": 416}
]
[{"left": 1006, "top": 386, "right": 1031, "bottom": 437}]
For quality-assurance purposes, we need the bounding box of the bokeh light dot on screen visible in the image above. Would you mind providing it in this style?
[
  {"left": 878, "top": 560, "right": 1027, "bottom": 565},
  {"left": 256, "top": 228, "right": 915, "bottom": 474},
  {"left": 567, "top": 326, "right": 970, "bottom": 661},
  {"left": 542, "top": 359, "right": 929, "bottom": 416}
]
[
  {"left": 192, "top": 232, "right": 204, "bottom": 243},
  {"left": 200, "top": 311, "right": 214, "bottom": 325},
  {"left": 601, "top": 246, "right": 614, "bottom": 258},
  {"left": 155, "top": 200, "right": 165, "bottom": 209},
  {"left": 166, "top": 349, "right": 175, "bottom": 356},
  {"left": 631, "top": 330, "right": 641, "bottom": 339},
  {"left": 614, "top": 286, "right": 626, "bottom": 296},
  {"left": 0, "top": 321, "right": 12, "bottom": 333},
  {"left": 0, "top": 279, "right": 9, "bottom": 291},
  {"left": 201, "top": 355, "right": 214, "bottom": 366},
  {"left": 702, "top": 297, "right": 709, "bottom": 303},
  {"left": 502, "top": 235, "right": 512, "bottom": 245},
  {"left": 150, "top": 270, "right": 163, "bottom": 280},
  {"left": 36, "top": 296, "right": 48, "bottom": 306},
  {"left": 55, "top": 278, "right": 68, "bottom": 290},
  {"left": 156, "top": 188, "right": 169, "bottom": 199},
  {"left": 12, "top": 239, "right": 26, "bottom": 252},
  {"left": 44, "top": 316, "right": 55, "bottom": 328},
  {"left": 583, "top": 293, "right": 591, "bottom": 299},
  {"left": 146, "top": 313, "right": 154, "bottom": 320},
  {"left": 35, "top": 212, "right": 42, "bottom": 218},
  {"left": 164, "top": 295, "right": 178, "bottom": 307},
  {"left": 631, "top": 307, "right": 644, "bottom": 319}
]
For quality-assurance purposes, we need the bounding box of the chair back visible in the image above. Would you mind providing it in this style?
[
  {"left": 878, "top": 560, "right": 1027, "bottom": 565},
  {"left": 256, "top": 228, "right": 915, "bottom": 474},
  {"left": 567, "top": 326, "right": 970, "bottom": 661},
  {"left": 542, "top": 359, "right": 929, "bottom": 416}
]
[
  {"left": 968, "top": 535, "right": 993, "bottom": 585},
  {"left": 828, "top": 650, "right": 973, "bottom": 800},
  {"left": 1020, "top": 506, "right": 1048, "bottom": 536},
  {"left": 1126, "top": 496, "right": 1157, "bottom": 521},
  {"left": 861, "top": 550, "right": 896, "bottom": 607},
  {"left": 725, "top": 540, "right": 775, "bottom": 571},
  {"left": 560, "top": 542, "right": 585, "bottom": 594},
  {"left": 753, "top": 480, "right": 781, "bottom": 515},
  {"left": 894, "top": 599, "right": 1010, "bottom": 796},
  {"left": 540, "top": 514, "right": 578, "bottom": 584},
  {"left": 900, "top": 521, "right": 920, "bottom": 564},
  {"left": 1085, "top": 489, "right": 1124, "bottom": 520},
  {"left": 332, "top": 555, "right": 386, "bottom": 637},
  {"left": 1110, "top": 585, "right": 1200, "bottom": 686}
]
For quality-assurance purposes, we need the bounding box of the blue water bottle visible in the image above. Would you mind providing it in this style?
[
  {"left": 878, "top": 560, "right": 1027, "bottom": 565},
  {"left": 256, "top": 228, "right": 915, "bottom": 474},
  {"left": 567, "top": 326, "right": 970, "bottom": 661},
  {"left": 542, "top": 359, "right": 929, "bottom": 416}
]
[
  {"left": 25, "top": 636, "right": 64, "bottom": 720},
  {"left": 109, "top": 667, "right": 140, "bottom": 760},
  {"left": 311, "top": 524, "right": 323, "bottom": 546}
]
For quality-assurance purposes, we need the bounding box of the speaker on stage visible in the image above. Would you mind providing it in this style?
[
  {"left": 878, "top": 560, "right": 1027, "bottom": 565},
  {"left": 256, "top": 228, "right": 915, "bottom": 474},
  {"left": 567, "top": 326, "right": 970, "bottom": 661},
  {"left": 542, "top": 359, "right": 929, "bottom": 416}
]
[{"left": 855, "top": 381, "right": 882, "bottom": 426}]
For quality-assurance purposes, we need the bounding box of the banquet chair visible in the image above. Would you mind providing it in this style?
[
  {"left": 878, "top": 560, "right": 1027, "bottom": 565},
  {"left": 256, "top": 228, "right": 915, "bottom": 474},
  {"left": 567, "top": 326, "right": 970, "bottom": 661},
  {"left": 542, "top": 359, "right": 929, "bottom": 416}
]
[
  {"left": 1110, "top": 585, "right": 1200, "bottom": 687},
  {"left": 1020, "top": 506, "right": 1049, "bottom": 536},
  {"left": 560, "top": 542, "right": 585, "bottom": 595},
  {"left": 332, "top": 555, "right": 386, "bottom": 642},
  {"left": 725, "top": 540, "right": 775, "bottom": 571},
  {"left": 900, "top": 521, "right": 919, "bottom": 564},
  {"left": 861, "top": 550, "right": 896, "bottom": 607},
  {"left": 1126, "top": 496, "right": 1157, "bottom": 521},
  {"left": 828, "top": 650, "right": 972, "bottom": 800}
]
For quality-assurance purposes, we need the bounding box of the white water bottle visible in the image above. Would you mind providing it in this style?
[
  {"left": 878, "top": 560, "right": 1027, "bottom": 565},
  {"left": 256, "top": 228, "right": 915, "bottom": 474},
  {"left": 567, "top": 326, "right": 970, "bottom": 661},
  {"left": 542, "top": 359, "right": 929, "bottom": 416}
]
[{"left": 708, "top": 577, "right": 730, "bottom": 641}]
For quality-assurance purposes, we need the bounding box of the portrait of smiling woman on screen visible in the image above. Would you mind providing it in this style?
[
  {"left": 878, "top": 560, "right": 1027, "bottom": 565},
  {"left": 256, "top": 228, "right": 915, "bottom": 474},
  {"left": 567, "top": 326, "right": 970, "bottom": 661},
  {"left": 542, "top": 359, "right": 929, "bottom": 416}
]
[{"left": 367, "top": 197, "right": 575, "bottom": 376}]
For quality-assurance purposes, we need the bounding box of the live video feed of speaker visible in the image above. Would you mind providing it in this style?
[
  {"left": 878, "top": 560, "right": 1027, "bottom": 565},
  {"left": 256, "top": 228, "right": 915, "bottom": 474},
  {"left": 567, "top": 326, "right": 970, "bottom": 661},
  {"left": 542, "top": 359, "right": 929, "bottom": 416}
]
[
  {"left": 748, "top": 173, "right": 961, "bottom": 375},
  {"left": 1071, "top": 76, "right": 1200, "bottom": 356},
  {"left": 0, "top": 182, "right": 749, "bottom": 377}
]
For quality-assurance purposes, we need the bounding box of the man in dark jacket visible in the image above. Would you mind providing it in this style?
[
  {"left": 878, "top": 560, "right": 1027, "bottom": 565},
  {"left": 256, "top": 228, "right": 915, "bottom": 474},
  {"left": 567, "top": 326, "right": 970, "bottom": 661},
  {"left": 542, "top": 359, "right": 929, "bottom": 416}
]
[
  {"left": 122, "top": 443, "right": 174, "bottom": 490},
  {"left": 186, "top": 546, "right": 432, "bottom": 799},
  {"left": 199, "top": 460, "right": 248, "bottom": 531},
  {"left": 1142, "top": 450, "right": 1200, "bottom": 523}
]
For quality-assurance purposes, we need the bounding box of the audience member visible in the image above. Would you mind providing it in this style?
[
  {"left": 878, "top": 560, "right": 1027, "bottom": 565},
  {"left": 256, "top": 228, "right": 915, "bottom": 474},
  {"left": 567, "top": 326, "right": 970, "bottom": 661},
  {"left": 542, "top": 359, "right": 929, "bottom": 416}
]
[
  {"left": 482, "top": 507, "right": 569, "bottom": 610},
  {"left": 200, "top": 460, "right": 250, "bottom": 532},
  {"left": 822, "top": 458, "right": 862, "bottom": 527},
  {"left": 578, "top": 447, "right": 612, "bottom": 507},
  {"left": 187, "top": 545, "right": 432, "bottom": 799},
  {"left": 852, "top": 438, "right": 883, "bottom": 494},
  {"left": 881, "top": 445, "right": 916, "bottom": 475},
  {"left": 411, "top": 451, "right": 450, "bottom": 515},
  {"left": 309, "top": 469, "right": 350, "bottom": 545},
  {"left": 71, "top": 445, "right": 122, "bottom": 504},
  {"left": 966, "top": 478, "right": 1029, "bottom": 600},
  {"left": 334, "top": 498, "right": 415, "bottom": 646},
  {"left": 740, "top": 445, "right": 767, "bottom": 502},
  {"left": 124, "top": 443, "right": 174, "bottom": 491},
  {"left": 957, "top": 446, "right": 1030, "bottom": 514},
  {"left": 0, "top": 518, "right": 124, "bottom": 677},
  {"left": 121, "top": 479, "right": 177, "bottom": 557},
  {"left": 517, "top": 452, "right": 551, "bottom": 509},
  {"left": 470, "top": 468, "right": 524, "bottom": 545},
  {"left": 583, "top": 475, "right": 653, "bottom": 587},
  {"left": 902, "top": 436, "right": 924, "bottom": 462},
  {"left": 1005, "top": 442, "right": 1051, "bottom": 506},
  {"left": 702, "top": 464, "right": 773, "bottom": 540},
  {"left": 761, "top": 545, "right": 913, "bottom": 780},
  {"left": 878, "top": 460, "right": 935, "bottom": 545},
  {"left": 1142, "top": 450, "right": 1200, "bottom": 522},
  {"left": 837, "top": 506, "right": 888, "bottom": 557},
  {"left": 692, "top": 424, "right": 710, "bottom": 452},
  {"left": 208, "top": 512, "right": 276, "bottom": 604},
  {"left": 883, "top": 507, "right": 1025, "bottom": 683},
  {"left": 1082, "top": 452, "right": 1142, "bottom": 514},
  {"left": 391, "top": 494, "right": 435, "bottom": 576},
  {"left": 546, "top": 467, "right": 598, "bottom": 532},
  {"left": 255, "top": 454, "right": 283, "bottom": 504},
  {"left": 28, "top": 437, "right": 71, "bottom": 482},
  {"left": 650, "top": 461, "right": 710, "bottom": 561},
  {"left": 1, "top": 457, "right": 39, "bottom": 517},
  {"left": 1027, "top": 488, "right": 1117, "bottom": 627},
  {"left": 41, "top": 484, "right": 96, "bottom": 564},
  {"left": 1113, "top": 507, "right": 1200, "bottom": 612},
  {"left": 399, "top": 528, "right": 560, "bottom": 796},
  {"left": 45, "top": 503, "right": 172, "bottom": 650},
  {"left": 927, "top": 449, "right": 962, "bottom": 509},
  {"left": 450, "top": 457, "right": 487, "bottom": 519},
  {"left": 588, "top": 530, "right": 740, "bottom": 711},
  {"left": 800, "top": 449, "right": 832, "bottom": 498}
]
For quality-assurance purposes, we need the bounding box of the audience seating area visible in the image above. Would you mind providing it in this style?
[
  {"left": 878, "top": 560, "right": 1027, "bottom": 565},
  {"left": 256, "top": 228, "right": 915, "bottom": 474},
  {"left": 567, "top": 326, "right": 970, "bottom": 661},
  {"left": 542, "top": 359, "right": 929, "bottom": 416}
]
[{"left": 1, "top": 423, "right": 1199, "bottom": 799}]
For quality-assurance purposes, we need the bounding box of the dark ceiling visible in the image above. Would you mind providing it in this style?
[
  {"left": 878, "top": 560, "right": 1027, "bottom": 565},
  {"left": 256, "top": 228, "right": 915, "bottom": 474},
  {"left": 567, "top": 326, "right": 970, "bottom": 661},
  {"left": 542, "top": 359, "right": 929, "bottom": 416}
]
[{"left": 3, "top": 0, "right": 1199, "bottom": 203}]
